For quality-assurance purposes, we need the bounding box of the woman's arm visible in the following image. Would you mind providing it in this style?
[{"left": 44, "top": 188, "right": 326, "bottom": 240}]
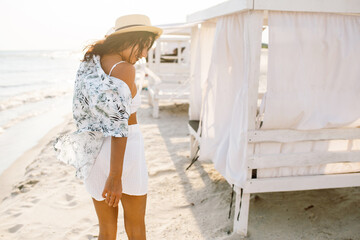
[
  {"left": 101, "top": 136, "right": 127, "bottom": 207},
  {"left": 109, "top": 136, "right": 127, "bottom": 177}
]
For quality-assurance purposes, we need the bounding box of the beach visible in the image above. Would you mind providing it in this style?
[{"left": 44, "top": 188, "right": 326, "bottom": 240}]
[
  {"left": 1, "top": 0, "right": 360, "bottom": 238},
  {"left": 0, "top": 50, "right": 80, "bottom": 176},
  {"left": 0, "top": 90, "right": 359, "bottom": 240}
]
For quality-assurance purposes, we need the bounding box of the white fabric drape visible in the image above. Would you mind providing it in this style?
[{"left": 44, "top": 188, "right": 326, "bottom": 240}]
[
  {"left": 258, "top": 11, "right": 360, "bottom": 178},
  {"left": 199, "top": 11, "right": 263, "bottom": 188},
  {"left": 262, "top": 11, "right": 360, "bottom": 130},
  {"left": 189, "top": 23, "right": 216, "bottom": 121}
]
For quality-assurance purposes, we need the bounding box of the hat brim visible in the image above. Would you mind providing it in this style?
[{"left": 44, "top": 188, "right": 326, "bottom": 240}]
[{"left": 109, "top": 26, "right": 163, "bottom": 39}]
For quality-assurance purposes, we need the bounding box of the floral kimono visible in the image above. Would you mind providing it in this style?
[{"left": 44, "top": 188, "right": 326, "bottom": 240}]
[{"left": 53, "top": 55, "right": 132, "bottom": 181}]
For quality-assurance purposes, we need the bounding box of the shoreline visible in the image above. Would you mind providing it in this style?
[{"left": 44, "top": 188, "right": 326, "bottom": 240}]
[{"left": 0, "top": 114, "right": 72, "bottom": 203}]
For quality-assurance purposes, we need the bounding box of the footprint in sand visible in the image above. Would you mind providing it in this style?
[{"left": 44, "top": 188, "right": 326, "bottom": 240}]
[
  {"left": 13, "top": 179, "right": 40, "bottom": 194},
  {"left": 13, "top": 213, "right": 22, "bottom": 217},
  {"left": 1, "top": 196, "right": 9, "bottom": 202},
  {"left": 31, "top": 198, "right": 40, "bottom": 204},
  {"left": 8, "top": 224, "right": 23, "bottom": 233},
  {"left": 68, "top": 201, "right": 77, "bottom": 207},
  {"left": 65, "top": 193, "right": 74, "bottom": 201},
  {"left": 52, "top": 194, "right": 77, "bottom": 208},
  {"left": 82, "top": 217, "right": 92, "bottom": 223},
  {"left": 20, "top": 204, "right": 33, "bottom": 208},
  {"left": 10, "top": 191, "right": 20, "bottom": 197},
  {"left": 85, "top": 234, "right": 98, "bottom": 240},
  {"left": 65, "top": 194, "right": 77, "bottom": 207}
]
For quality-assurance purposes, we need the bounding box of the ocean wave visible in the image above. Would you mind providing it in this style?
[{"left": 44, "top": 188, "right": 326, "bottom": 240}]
[
  {"left": 0, "top": 87, "right": 73, "bottom": 111},
  {"left": 41, "top": 50, "right": 83, "bottom": 60},
  {"left": 0, "top": 83, "right": 37, "bottom": 88},
  {"left": 0, "top": 108, "right": 48, "bottom": 134},
  {"left": 0, "top": 50, "right": 83, "bottom": 60}
]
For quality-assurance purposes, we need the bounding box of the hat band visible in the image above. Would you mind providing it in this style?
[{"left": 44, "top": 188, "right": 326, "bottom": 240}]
[{"left": 115, "top": 24, "right": 145, "bottom": 32}]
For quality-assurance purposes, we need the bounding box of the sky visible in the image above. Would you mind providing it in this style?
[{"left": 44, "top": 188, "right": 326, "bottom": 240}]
[{"left": 0, "top": 0, "right": 227, "bottom": 51}]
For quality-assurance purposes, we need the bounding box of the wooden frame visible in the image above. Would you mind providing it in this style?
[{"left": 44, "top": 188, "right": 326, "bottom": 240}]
[
  {"left": 236, "top": 26, "right": 360, "bottom": 235},
  {"left": 254, "top": 0, "right": 360, "bottom": 14},
  {"left": 187, "top": 0, "right": 360, "bottom": 23},
  {"left": 187, "top": 0, "right": 253, "bottom": 23}
]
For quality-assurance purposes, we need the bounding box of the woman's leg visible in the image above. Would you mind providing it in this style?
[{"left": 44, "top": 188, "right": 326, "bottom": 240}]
[
  {"left": 92, "top": 198, "right": 119, "bottom": 240},
  {"left": 121, "top": 193, "right": 147, "bottom": 240}
]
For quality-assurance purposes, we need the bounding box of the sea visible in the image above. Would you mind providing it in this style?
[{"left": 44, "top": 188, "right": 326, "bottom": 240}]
[{"left": 0, "top": 50, "right": 82, "bottom": 175}]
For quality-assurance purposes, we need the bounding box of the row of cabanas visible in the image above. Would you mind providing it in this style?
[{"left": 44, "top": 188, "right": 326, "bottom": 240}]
[
  {"left": 145, "top": 24, "right": 192, "bottom": 117},
  {"left": 185, "top": 0, "right": 360, "bottom": 236}
]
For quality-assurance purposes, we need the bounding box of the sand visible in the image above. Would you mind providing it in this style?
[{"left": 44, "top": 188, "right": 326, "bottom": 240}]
[{"left": 0, "top": 91, "right": 359, "bottom": 240}]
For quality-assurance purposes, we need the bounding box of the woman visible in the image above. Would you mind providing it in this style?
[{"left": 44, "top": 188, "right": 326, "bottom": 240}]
[{"left": 54, "top": 14, "right": 162, "bottom": 240}]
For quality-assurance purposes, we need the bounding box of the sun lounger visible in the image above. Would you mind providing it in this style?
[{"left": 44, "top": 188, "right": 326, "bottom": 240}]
[{"left": 146, "top": 36, "right": 191, "bottom": 118}]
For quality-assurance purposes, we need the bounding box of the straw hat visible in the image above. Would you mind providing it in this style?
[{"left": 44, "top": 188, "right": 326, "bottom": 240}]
[{"left": 107, "top": 14, "right": 163, "bottom": 39}]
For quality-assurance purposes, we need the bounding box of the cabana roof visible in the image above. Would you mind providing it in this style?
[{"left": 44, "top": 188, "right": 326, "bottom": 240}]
[
  {"left": 187, "top": 0, "right": 360, "bottom": 23},
  {"left": 155, "top": 22, "right": 200, "bottom": 36}
]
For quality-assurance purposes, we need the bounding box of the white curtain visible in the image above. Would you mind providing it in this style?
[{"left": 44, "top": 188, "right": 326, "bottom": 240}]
[
  {"left": 189, "top": 22, "right": 216, "bottom": 121},
  {"left": 262, "top": 11, "right": 360, "bottom": 130},
  {"left": 199, "top": 11, "right": 263, "bottom": 188},
  {"left": 258, "top": 11, "right": 360, "bottom": 178}
]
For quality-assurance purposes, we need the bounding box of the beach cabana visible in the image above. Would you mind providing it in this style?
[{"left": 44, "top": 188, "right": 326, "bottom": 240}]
[
  {"left": 187, "top": 0, "right": 360, "bottom": 236},
  {"left": 145, "top": 23, "right": 194, "bottom": 117}
]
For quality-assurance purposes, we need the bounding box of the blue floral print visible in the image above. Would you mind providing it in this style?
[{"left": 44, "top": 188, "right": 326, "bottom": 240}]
[{"left": 53, "top": 55, "right": 132, "bottom": 181}]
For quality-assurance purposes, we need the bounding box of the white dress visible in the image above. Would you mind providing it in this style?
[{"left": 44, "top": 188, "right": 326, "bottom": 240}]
[
  {"left": 53, "top": 55, "right": 148, "bottom": 199},
  {"left": 85, "top": 91, "right": 148, "bottom": 200}
]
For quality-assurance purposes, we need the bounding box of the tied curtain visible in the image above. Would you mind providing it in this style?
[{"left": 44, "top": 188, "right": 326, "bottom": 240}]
[
  {"left": 262, "top": 11, "right": 360, "bottom": 130},
  {"left": 199, "top": 11, "right": 263, "bottom": 188},
  {"left": 189, "top": 22, "right": 216, "bottom": 121}
]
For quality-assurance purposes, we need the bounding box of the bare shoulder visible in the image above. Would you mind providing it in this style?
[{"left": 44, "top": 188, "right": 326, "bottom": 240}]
[{"left": 110, "top": 62, "right": 136, "bottom": 94}]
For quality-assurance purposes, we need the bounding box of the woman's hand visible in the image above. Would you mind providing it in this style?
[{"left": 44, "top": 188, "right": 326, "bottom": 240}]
[{"left": 102, "top": 175, "right": 122, "bottom": 207}]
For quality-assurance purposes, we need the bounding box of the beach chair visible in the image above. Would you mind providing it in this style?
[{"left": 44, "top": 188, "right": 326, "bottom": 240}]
[
  {"left": 187, "top": 0, "right": 360, "bottom": 236},
  {"left": 146, "top": 36, "right": 191, "bottom": 118}
]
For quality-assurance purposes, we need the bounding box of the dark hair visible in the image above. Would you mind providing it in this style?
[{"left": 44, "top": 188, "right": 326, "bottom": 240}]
[{"left": 82, "top": 31, "right": 158, "bottom": 62}]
